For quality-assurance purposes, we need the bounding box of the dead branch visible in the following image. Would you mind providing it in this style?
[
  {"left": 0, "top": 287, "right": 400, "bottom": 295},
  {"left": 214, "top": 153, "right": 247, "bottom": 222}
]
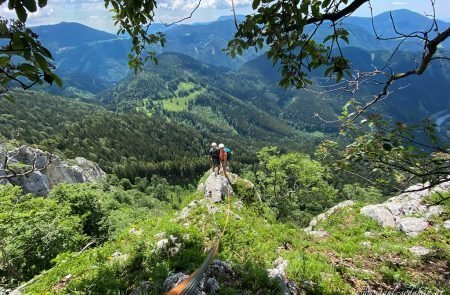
[
  {"left": 0, "top": 143, "right": 53, "bottom": 181},
  {"left": 160, "top": 0, "right": 202, "bottom": 27}
]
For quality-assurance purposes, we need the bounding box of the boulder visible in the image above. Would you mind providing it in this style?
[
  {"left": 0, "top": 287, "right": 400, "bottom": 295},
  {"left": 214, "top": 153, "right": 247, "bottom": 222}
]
[
  {"left": 396, "top": 217, "right": 429, "bottom": 237},
  {"left": 360, "top": 205, "right": 396, "bottom": 227},
  {"left": 203, "top": 173, "right": 233, "bottom": 202},
  {"left": 1, "top": 146, "right": 105, "bottom": 195},
  {"left": 360, "top": 181, "right": 449, "bottom": 235}
]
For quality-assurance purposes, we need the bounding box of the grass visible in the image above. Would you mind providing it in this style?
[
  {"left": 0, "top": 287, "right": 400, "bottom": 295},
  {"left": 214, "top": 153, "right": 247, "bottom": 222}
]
[
  {"left": 22, "top": 182, "right": 450, "bottom": 294},
  {"left": 161, "top": 82, "right": 205, "bottom": 112}
]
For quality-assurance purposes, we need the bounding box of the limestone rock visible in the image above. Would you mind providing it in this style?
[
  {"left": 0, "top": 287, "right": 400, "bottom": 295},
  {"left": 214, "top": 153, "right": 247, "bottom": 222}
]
[
  {"left": 306, "top": 200, "right": 354, "bottom": 231},
  {"left": 397, "top": 217, "right": 429, "bottom": 237},
  {"left": 204, "top": 173, "right": 233, "bottom": 202},
  {"left": 177, "top": 199, "right": 203, "bottom": 220},
  {"left": 204, "top": 277, "right": 219, "bottom": 293},
  {"left": 110, "top": 251, "right": 128, "bottom": 265},
  {"left": 162, "top": 272, "right": 189, "bottom": 292},
  {"left": 409, "top": 246, "right": 430, "bottom": 256},
  {"left": 233, "top": 200, "right": 244, "bottom": 210},
  {"left": 360, "top": 205, "right": 396, "bottom": 227},
  {"left": 360, "top": 181, "right": 449, "bottom": 235},
  {"left": 1, "top": 145, "right": 105, "bottom": 195},
  {"left": 307, "top": 230, "right": 329, "bottom": 238},
  {"left": 444, "top": 220, "right": 450, "bottom": 230},
  {"left": 156, "top": 235, "right": 182, "bottom": 257},
  {"left": 267, "top": 258, "right": 299, "bottom": 295}
]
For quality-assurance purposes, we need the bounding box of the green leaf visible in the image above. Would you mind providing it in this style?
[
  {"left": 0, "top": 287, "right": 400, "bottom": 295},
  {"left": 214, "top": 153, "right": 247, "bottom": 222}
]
[
  {"left": 50, "top": 73, "right": 62, "bottom": 87},
  {"left": 323, "top": 34, "right": 334, "bottom": 43},
  {"left": 15, "top": 6, "right": 28, "bottom": 22},
  {"left": 33, "top": 52, "right": 49, "bottom": 70},
  {"left": 0, "top": 56, "right": 10, "bottom": 67},
  {"left": 252, "top": 0, "right": 260, "bottom": 10},
  {"left": 38, "top": 0, "right": 47, "bottom": 8},
  {"left": 23, "top": 0, "right": 37, "bottom": 12}
]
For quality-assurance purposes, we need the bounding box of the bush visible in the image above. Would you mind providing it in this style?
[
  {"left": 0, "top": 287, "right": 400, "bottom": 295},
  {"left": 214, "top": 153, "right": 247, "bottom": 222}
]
[
  {"left": 0, "top": 185, "right": 85, "bottom": 281},
  {"left": 49, "top": 184, "right": 109, "bottom": 240}
]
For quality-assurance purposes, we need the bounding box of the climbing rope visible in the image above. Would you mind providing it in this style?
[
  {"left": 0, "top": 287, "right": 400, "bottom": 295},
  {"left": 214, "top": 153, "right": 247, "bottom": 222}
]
[{"left": 166, "top": 176, "right": 232, "bottom": 295}]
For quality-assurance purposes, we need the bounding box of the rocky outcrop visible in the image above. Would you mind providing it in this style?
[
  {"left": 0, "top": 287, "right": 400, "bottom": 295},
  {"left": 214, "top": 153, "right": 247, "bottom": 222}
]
[
  {"left": 267, "top": 258, "right": 300, "bottom": 295},
  {"left": 361, "top": 181, "right": 449, "bottom": 236},
  {"left": 1, "top": 146, "right": 105, "bottom": 195},
  {"left": 305, "top": 200, "right": 354, "bottom": 238},
  {"left": 201, "top": 172, "right": 234, "bottom": 202}
]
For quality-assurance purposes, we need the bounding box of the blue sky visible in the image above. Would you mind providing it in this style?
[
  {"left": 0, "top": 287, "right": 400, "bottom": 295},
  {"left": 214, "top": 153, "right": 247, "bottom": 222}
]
[{"left": 1, "top": 0, "right": 449, "bottom": 32}]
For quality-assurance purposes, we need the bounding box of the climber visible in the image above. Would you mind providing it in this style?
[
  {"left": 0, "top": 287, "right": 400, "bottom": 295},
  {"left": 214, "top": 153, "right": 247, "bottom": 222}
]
[
  {"left": 218, "top": 143, "right": 228, "bottom": 178},
  {"left": 208, "top": 142, "right": 220, "bottom": 175}
]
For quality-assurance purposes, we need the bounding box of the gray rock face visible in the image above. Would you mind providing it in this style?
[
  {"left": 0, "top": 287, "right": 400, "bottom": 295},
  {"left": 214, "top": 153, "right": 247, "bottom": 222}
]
[
  {"left": 360, "top": 205, "right": 396, "bottom": 227},
  {"left": 162, "top": 272, "right": 189, "bottom": 292},
  {"left": 202, "top": 173, "right": 233, "bottom": 202},
  {"left": 267, "top": 258, "right": 299, "bottom": 295},
  {"left": 1, "top": 146, "right": 105, "bottom": 195},
  {"left": 360, "top": 181, "right": 449, "bottom": 236},
  {"left": 397, "top": 217, "right": 429, "bottom": 237},
  {"left": 162, "top": 259, "right": 235, "bottom": 294}
]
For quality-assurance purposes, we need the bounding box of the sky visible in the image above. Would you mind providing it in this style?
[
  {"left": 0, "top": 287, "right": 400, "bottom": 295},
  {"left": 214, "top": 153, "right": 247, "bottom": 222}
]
[{"left": 0, "top": 0, "right": 449, "bottom": 33}]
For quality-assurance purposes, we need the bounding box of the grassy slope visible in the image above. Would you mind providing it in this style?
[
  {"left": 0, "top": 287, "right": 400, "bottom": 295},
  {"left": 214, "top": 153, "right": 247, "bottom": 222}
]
[
  {"left": 161, "top": 82, "right": 205, "bottom": 112},
  {"left": 22, "top": 181, "right": 450, "bottom": 294}
]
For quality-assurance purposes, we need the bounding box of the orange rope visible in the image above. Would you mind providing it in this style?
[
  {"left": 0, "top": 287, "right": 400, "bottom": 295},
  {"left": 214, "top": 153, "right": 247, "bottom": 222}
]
[{"left": 166, "top": 179, "right": 232, "bottom": 295}]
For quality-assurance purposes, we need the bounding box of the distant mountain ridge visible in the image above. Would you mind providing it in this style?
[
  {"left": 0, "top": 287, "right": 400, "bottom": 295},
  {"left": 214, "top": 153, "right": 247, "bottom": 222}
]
[
  {"left": 33, "top": 9, "right": 449, "bottom": 96},
  {"left": 33, "top": 22, "right": 118, "bottom": 49}
]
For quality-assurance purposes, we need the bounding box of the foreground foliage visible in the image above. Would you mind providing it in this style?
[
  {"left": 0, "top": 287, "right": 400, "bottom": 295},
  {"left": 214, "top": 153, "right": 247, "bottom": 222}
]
[{"left": 1, "top": 166, "right": 448, "bottom": 293}]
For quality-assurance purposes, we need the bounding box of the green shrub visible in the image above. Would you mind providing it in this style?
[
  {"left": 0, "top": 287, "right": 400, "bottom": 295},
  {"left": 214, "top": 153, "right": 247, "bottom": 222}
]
[
  {"left": 0, "top": 185, "right": 85, "bottom": 282},
  {"left": 49, "top": 184, "right": 109, "bottom": 240}
]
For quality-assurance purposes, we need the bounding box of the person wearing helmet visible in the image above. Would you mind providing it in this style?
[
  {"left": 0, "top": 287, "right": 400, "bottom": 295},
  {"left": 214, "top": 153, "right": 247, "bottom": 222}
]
[
  {"left": 218, "top": 143, "right": 228, "bottom": 178},
  {"left": 208, "top": 142, "right": 220, "bottom": 175}
]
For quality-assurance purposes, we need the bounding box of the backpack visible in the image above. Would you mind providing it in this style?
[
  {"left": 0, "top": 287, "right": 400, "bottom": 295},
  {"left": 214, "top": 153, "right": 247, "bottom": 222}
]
[{"left": 224, "top": 147, "right": 232, "bottom": 160}]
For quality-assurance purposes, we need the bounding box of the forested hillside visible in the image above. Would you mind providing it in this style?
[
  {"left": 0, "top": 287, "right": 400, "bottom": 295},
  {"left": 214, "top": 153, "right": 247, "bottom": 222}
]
[{"left": 0, "top": 89, "right": 323, "bottom": 183}]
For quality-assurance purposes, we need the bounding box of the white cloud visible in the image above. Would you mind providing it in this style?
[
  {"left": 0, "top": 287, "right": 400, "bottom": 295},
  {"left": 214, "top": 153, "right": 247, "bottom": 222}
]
[{"left": 158, "top": 0, "right": 251, "bottom": 10}]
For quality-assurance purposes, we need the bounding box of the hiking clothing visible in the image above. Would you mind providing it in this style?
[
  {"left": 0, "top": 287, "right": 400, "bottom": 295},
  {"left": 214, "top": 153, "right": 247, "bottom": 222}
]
[{"left": 219, "top": 149, "right": 227, "bottom": 162}]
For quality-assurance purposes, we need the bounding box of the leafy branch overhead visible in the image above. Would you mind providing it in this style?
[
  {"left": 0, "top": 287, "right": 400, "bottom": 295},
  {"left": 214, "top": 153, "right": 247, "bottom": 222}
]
[
  {"left": 227, "top": 0, "right": 449, "bottom": 101},
  {"left": 0, "top": 0, "right": 165, "bottom": 94}
]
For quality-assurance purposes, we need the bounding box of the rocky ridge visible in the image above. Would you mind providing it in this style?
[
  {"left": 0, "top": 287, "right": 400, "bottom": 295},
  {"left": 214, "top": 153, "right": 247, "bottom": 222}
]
[
  {"left": 0, "top": 145, "right": 105, "bottom": 195},
  {"left": 360, "top": 181, "right": 449, "bottom": 236}
]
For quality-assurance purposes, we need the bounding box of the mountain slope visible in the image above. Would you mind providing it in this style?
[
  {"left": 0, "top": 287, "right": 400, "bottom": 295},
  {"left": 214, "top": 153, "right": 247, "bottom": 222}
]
[
  {"left": 36, "top": 10, "right": 449, "bottom": 98},
  {"left": 33, "top": 22, "right": 118, "bottom": 49},
  {"left": 96, "top": 52, "right": 329, "bottom": 144},
  {"left": 241, "top": 46, "right": 450, "bottom": 124}
]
